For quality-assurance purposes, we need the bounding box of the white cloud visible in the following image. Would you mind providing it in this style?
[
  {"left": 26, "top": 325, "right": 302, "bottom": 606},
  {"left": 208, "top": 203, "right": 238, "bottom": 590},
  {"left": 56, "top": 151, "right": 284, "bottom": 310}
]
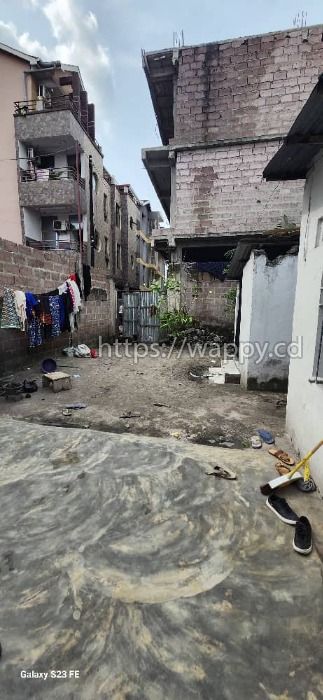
[
  {"left": 0, "top": 20, "right": 50, "bottom": 57},
  {"left": 0, "top": 0, "right": 112, "bottom": 139}
]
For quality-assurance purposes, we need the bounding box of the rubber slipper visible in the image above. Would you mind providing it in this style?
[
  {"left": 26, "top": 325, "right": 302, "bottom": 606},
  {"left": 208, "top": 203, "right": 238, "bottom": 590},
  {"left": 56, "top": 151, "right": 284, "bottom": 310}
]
[
  {"left": 205, "top": 466, "right": 237, "bottom": 480},
  {"left": 275, "top": 462, "right": 291, "bottom": 476},
  {"left": 268, "top": 448, "right": 295, "bottom": 466},
  {"left": 251, "top": 435, "right": 262, "bottom": 449},
  {"left": 296, "top": 477, "right": 317, "bottom": 493},
  {"left": 258, "top": 429, "right": 275, "bottom": 444}
]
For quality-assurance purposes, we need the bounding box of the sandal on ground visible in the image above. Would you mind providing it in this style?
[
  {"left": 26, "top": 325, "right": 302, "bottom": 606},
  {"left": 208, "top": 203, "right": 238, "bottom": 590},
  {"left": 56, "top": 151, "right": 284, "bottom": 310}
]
[
  {"left": 275, "top": 462, "right": 291, "bottom": 476},
  {"left": 268, "top": 448, "right": 295, "bottom": 466},
  {"left": 205, "top": 465, "right": 237, "bottom": 480},
  {"left": 296, "top": 477, "right": 317, "bottom": 493},
  {"left": 251, "top": 435, "right": 262, "bottom": 449},
  {"left": 257, "top": 429, "right": 275, "bottom": 444}
]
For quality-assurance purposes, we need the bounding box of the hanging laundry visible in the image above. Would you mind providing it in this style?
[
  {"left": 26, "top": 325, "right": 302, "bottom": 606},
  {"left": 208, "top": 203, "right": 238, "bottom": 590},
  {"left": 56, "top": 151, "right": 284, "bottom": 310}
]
[
  {"left": 68, "top": 279, "right": 82, "bottom": 313},
  {"left": 0, "top": 288, "right": 21, "bottom": 330},
  {"left": 28, "top": 317, "right": 42, "bottom": 348},
  {"left": 13, "top": 290, "right": 27, "bottom": 331},
  {"left": 83, "top": 264, "right": 92, "bottom": 300},
  {"left": 25, "top": 291, "right": 39, "bottom": 321},
  {"left": 48, "top": 296, "right": 61, "bottom": 337}
]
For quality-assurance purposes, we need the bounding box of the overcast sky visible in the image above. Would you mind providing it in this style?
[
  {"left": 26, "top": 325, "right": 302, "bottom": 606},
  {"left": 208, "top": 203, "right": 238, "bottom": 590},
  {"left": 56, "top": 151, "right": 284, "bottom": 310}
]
[{"left": 0, "top": 0, "right": 322, "bottom": 218}]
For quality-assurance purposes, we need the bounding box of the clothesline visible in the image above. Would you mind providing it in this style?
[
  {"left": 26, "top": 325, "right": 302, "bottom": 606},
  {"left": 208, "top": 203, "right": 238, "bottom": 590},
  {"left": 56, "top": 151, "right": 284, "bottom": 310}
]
[{"left": 0, "top": 268, "right": 91, "bottom": 349}]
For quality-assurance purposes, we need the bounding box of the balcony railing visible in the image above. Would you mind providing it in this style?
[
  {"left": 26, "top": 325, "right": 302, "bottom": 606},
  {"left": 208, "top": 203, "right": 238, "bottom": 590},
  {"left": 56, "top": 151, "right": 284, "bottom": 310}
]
[
  {"left": 14, "top": 96, "right": 103, "bottom": 155},
  {"left": 20, "top": 166, "right": 85, "bottom": 188},
  {"left": 26, "top": 234, "right": 80, "bottom": 251},
  {"left": 14, "top": 95, "right": 79, "bottom": 117}
]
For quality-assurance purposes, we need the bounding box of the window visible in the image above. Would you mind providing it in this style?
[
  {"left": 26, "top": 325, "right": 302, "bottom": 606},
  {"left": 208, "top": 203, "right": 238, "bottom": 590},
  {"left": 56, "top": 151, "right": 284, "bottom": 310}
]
[
  {"left": 131, "top": 254, "right": 135, "bottom": 269},
  {"left": 105, "top": 236, "right": 109, "bottom": 264},
  {"left": 117, "top": 243, "right": 122, "bottom": 269},
  {"left": 39, "top": 155, "right": 54, "bottom": 169},
  {"left": 312, "top": 273, "right": 323, "bottom": 382},
  {"left": 92, "top": 172, "right": 98, "bottom": 193},
  {"left": 129, "top": 216, "right": 134, "bottom": 229},
  {"left": 115, "top": 203, "right": 121, "bottom": 229},
  {"left": 315, "top": 218, "right": 323, "bottom": 248},
  {"left": 136, "top": 219, "right": 140, "bottom": 231},
  {"left": 103, "top": 193, "right": 108, "bottom": 221}
]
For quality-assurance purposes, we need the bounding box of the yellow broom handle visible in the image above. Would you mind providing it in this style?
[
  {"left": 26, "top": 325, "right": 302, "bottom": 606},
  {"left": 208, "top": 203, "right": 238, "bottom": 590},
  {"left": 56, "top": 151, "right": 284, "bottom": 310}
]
[{"left": 287, "top": 440, "right": 323, "bottom": 479}]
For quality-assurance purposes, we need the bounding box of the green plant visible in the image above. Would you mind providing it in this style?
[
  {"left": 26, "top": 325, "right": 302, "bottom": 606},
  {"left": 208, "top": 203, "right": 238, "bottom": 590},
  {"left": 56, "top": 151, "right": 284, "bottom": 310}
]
[
  {"left": 225, "top": 286, "right": 237, "bottom": 314},
  {"left": 160, "top": 308, "right": 194, "bottom": 337},
  {"left": 149, "top": 275, "right": 180, "bottom": 295}
]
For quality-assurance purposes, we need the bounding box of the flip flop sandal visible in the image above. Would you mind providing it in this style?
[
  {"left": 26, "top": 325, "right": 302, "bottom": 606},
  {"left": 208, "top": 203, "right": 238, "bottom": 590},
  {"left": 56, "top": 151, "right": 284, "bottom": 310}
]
[
  {"left": 251, "top": 435, "right": 262, "bottom": 449},
  {"left": 257, "top": 429, "right": 275, "bottom": 444},
  {"left": 205, "top": 466, "right": 237, "bottom": 480},
  {"left": 268, "top": 448, "right": 295, "bottom": 466},
  {"left": 296, "top": 477, "right": 317, "bottom": 493},
  {"left": 275, "top": 462, "right": 291, "bottom": 476}
]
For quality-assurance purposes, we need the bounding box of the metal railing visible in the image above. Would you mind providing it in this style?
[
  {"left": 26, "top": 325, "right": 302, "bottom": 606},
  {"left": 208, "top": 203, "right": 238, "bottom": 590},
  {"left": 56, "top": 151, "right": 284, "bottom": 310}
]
[
  {"left": 14, "top": 95, "right": 79, "bottom": 117},
  {"left": 14, "top": 96, "right": 103, "bottom": 155},
  {"left": 26, "top": 235, "right": 80, "bottom": 251},
  {"left": 20, "top": 166, "right": 85, "bottom": 188}
]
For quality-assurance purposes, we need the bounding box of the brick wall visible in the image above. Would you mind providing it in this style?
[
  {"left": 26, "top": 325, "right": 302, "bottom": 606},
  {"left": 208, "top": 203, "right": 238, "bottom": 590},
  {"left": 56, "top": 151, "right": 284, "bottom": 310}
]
[
  {"left": 0, "top": 237, "right": 116, "bottom": 374},
  {"left": 180, "top": 264, "right": 236, "bottom": 329},
  {"left": 174, "top": 25, "right": 323, "bottom": 144},
  {"left": 174, "top": 141, "right": 304, "bottom": 236}
]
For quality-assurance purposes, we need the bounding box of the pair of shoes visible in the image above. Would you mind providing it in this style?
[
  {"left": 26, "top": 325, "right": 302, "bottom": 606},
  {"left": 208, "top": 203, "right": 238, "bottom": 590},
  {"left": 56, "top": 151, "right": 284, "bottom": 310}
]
[{"left": 266, "top": 494, "right": 312, "bottom": 555}]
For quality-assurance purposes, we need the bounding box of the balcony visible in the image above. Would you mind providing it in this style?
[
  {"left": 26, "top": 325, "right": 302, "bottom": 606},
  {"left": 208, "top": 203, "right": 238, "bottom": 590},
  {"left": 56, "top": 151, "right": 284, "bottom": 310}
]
[
  {"left": 14, "top": 97, "right": 102, "bottom": 155},
  {"left": 26, "top": 233, "right": 80, "bottom": 252},
  {"left": 19, "top": 167, "right": 87, "bottom": 213}
]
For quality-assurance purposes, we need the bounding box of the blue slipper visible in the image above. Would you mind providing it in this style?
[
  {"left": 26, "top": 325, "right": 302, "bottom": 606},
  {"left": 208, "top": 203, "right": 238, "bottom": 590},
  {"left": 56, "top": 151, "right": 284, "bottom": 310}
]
[{"left": 257, "top": 429, "right": 275, "bottom": 444}]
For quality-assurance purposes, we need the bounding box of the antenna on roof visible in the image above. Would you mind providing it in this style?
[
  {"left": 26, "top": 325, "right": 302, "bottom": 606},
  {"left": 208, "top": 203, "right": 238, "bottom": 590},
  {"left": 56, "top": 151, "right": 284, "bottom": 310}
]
[
  {"left": 293, "top": 10, "right": 307, "bottom": 28},
  {"left": 173, "top": 30, "right": 184, "bottom": 48}
]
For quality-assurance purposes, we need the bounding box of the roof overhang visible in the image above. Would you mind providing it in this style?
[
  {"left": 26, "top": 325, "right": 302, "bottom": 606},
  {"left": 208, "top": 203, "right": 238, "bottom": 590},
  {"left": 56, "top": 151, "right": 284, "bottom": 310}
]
[
  {"left": 142, "top": 48, "right": 175, "bottom": 145},
  {"left": 264, "top": 74, "right": 323, "bottom": 181},
  {"left": 142, "top": 146, "right": 171, "bottom": 220},
  {"left": 226, "top": 231, "right": 300, "bottom": 279}
]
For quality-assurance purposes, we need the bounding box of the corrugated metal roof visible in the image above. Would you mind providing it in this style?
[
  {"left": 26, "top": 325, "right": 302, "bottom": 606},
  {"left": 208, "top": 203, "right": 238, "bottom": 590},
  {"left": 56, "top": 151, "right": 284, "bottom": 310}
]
[{"left": 264, "top": 74, "right": 323, "bottom": 180}]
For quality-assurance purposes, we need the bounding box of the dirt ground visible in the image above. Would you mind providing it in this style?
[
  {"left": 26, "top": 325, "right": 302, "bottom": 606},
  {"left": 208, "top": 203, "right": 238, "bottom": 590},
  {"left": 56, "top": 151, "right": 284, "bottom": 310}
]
[{"left": 0, "top": 346, "right": 289, "bottom": 451}]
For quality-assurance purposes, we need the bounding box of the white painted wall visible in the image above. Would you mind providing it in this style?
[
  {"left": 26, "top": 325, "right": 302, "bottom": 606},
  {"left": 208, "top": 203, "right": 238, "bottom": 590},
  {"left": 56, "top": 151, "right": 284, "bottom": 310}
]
[
  {"left": 286, "top": 155, "right": 323, "bottom": 492},
  {"left": 239, "top": 251, "right": 298, "bottom": 388},
  {"left": 23, "top": 208, "right": 42, "bottom": 241}
]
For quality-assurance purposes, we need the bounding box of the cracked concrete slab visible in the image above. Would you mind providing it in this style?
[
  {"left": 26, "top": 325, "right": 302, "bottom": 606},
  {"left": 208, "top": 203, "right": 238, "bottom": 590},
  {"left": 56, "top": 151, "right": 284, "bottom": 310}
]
[{"left": 0, "top": 418, "right": 322, "bottom": 699}]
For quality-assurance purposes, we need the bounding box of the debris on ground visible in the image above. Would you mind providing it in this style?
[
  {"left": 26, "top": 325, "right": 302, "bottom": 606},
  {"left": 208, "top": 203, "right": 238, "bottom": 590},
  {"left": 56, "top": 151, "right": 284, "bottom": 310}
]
[
  {"left": 119, "top": 411, "right": 141, "bottom": 419},
  {"left": 65, "top": 402, "right": 87, "bottom": 410},
  {"left": 153, "top": 402, "right": 169, "bottom": 408}
]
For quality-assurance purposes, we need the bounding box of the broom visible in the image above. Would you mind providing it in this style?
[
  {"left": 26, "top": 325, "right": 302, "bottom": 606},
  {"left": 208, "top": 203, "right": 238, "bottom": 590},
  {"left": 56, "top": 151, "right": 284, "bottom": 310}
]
[{"left": 260, "top": 440, "right": 323, "bottom": 495}]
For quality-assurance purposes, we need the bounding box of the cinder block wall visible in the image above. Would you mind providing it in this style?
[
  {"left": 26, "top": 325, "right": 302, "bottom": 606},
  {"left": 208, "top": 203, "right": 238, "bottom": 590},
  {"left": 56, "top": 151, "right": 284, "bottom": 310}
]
[
  {"left": 174, "top": 142, "right": 303, "bottom": 236},
  {"left": 174, "top": 26, "right": 323, "bottom": 144},
  {"left": 180, "top": 264, "right": 236, "bottom": 329},
  {"left": 172, "top": 25, "right": 323, "bottom": 237},
  {"left": 0, "top": 237, "right": 115, "bottom": 374}
]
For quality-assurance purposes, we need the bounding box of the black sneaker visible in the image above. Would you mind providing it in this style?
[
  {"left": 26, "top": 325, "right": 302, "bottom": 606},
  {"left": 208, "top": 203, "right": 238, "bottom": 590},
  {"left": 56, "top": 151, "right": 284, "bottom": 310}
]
[
  {"left": 293, "top": 516, "right": 312, "bottom": 555},
  {"left": 266, "top": 494, "right": 299, "bottom": 525}
]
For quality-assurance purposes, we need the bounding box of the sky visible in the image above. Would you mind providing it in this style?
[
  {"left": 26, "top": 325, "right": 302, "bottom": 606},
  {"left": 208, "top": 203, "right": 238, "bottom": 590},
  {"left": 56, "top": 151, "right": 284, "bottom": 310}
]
[{"left": 0, "top": 0, "right": 322, "bottom": 219}]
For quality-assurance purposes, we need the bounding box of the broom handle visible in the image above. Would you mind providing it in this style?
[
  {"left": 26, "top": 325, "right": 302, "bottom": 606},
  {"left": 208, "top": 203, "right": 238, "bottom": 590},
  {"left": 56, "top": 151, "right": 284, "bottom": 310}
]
[{"left": 287, "top": 440, "right": 323, "bottom": 479}]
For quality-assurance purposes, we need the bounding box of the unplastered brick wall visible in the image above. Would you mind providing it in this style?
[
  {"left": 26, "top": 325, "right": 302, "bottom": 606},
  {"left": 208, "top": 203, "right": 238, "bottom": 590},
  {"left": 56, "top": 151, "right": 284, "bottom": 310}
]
[
  {"left": 0, "top": 237, "right": 115, "bottom": 374},
  {"left": 174, "top": 142, "right": 304, "bottom": 236},
  {"left": 180, "top": 264, "right": 236, "bottom": 329},
  {"left": 174, "top": 25, "right": 323, "bottom": 144}
]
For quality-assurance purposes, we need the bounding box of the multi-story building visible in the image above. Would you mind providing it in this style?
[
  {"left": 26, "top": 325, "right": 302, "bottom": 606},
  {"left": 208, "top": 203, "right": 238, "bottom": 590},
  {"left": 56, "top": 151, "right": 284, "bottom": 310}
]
[
  {"left": 0, "top": 41, "right": 164, "bottom": 286},
  {"left": 142, "top": 24, "right": 323, "bottom": 327}
]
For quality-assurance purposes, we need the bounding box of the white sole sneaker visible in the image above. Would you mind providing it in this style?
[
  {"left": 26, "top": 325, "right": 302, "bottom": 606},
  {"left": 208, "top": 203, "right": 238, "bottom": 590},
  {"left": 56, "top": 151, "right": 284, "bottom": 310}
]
[
  {"left": 293, "top": 542, "right": 312, "bottom": 555},
  {"left": 266, "top": 498, "right": 298, "bottom": 525}
]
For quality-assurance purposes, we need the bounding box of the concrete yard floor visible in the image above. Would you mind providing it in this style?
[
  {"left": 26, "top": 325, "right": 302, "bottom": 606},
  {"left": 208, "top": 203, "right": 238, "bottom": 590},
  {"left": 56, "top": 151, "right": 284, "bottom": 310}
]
[
  {"left": 0, "top": 418, "right": 322, "bottom": 699},
  {"left": 1, "top": 347, "right": 292, "bottom": 447}
]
